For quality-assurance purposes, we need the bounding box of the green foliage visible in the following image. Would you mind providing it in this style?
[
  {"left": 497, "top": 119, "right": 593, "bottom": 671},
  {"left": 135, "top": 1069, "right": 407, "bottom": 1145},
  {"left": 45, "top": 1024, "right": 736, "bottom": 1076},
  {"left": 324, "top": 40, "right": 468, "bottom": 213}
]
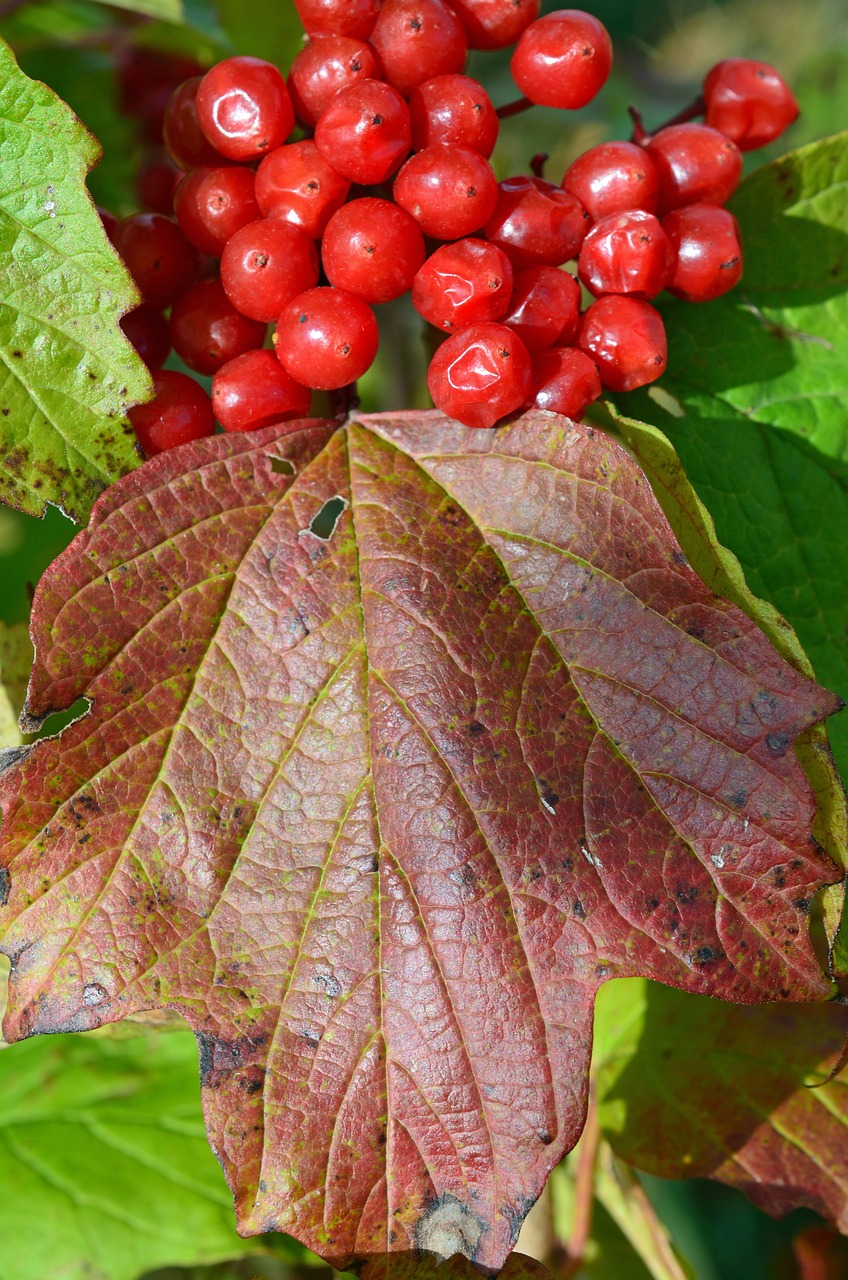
[{"left": 0, "top": 621, "right": 31, "bottom": 748}]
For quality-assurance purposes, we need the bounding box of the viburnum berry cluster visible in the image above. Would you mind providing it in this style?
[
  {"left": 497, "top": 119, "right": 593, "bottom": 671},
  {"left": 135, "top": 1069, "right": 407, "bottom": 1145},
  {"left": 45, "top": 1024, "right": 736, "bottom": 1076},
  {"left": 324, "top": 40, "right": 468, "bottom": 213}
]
[{"left": 106, "top": 3, "right": 800, "bottom": 454}]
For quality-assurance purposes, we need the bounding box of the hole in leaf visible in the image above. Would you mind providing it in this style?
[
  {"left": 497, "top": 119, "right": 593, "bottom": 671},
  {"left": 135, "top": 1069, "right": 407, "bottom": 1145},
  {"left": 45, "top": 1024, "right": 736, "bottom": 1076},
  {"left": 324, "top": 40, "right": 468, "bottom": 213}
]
[
  {"left": 269, "top": 455, "right": 295, "bottom": 476},
  {"left": 34, "top": 697, "right": 91, "bottom": 739},
  {"left": 309, "top": 496, "right": 348, "bottom": 541}
]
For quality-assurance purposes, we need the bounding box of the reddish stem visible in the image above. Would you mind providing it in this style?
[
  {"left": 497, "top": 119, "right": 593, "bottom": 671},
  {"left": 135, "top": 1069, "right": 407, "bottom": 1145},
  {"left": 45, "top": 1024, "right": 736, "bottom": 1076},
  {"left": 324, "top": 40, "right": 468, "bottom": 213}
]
[
  {"left": 496, "top": 95, "right": 535, "bottom": 120},
  {"left": 530, "top": 151, "right": 549, "bottom": 180},
  {"left": 629, "top": 93, "right": 707, "bottom": 143},
  {"left": 330, "top": 383, "right": 360, "bottom": 419}
]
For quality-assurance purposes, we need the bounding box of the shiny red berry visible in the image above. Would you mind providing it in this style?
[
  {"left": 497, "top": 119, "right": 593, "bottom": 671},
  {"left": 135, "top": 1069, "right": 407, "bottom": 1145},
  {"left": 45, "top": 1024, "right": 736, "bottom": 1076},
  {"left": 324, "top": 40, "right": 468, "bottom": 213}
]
[
  {"left": 322, "top": 198, "right": 426, "bottom": 303},
  {"left": 371, "top": 0, "right": 468, "bottom": 97},
  {"left": 293, "top": 0, "right": 380, "bottom": 40},
  {"left": 501, "top": 266, "right": 581, "bottom": 352},
  {"left": 255, "top": 141, "right": 350, "bottom": 238},
  {"left": 213, "top": 350, "right": 312, "bottom": 431},
  {"left": 483, "top": 175, "right": 589, "bottom": 271},
  {"left": 169, "top": 278, "right": 267, "bottom": 376},
  {"left": 174, "top": 166, "right": 261, "bottom": 257},
  {"left": 275, "top": 287, "right": 379, "bottom": 389},
  {"left": 113, "top": 213, "right": 200, "bottom": 311},
  {"left": 409, "top": 74, "right": 498, "bottom": 156},
  {"left": 220, "top": 220, "right": 320, "bottom": 322},
  {"left": 529, "top": 347, "right": 601, "bottom": 419},
  {"left": 662, "top": 204, "right": 743, "bottom": 302},
  {"left": 704, "top": 59, "right": 799, "bottom": 151},
  {"left": 448, "top": 0, "right": 540, "bottom": 51},
  {"left": 393, "top": 145, "right": 498, "bottom": 240},
  {"left": 288, "top": 35, "right": 383, "bottom": 127},
  {"left": 511, "top": 10, "right": 612, "bottom": 109},
  {"left": 121, "top": 306, "right": 171, "bottom": 369},
  {"left": 561, "top": 140, "right": 661, "bottom": 222},
  {"left": 130, "top": 369, "right": 215, "bottom": 457},
  {"left": 412, "top": 238, "right": 513, "bottom": 331},
  {"left": 576, "top": 295, "right": 667, "bottom": 392},
  {"left": 196, "top": 57, "right": 294, "bottom": 162},
  {"left": 578, "top": 210, "right": 675, "bottom": 300},
  {"left": 427, "top": 323, "right": 532, "bottom": 429},
  {"left": 645, "top": 123, "right": 743, "bottom": 213},
  {"left": 314, "top": 80, "right": 411, "bottom": 184},
  {"left": 163, "top": 77, "right": 223, "bottom": 170}
]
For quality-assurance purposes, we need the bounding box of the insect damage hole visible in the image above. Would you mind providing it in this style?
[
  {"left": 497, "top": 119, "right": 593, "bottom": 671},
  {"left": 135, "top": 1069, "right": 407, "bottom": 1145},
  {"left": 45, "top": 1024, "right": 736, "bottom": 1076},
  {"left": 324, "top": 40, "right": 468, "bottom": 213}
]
[
  {"left": 268, "top": 455, "right": 295, "bottom": 476},
  {"left": 307, "top": 495, "right": 349, "bottom": 540}
]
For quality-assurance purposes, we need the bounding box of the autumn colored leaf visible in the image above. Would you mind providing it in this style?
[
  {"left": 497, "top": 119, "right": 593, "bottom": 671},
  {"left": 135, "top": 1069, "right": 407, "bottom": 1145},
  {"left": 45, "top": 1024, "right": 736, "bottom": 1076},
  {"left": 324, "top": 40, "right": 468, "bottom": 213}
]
[
  {"left": 594, "top": 977, "right": 848, "bottom": 1230},
  {"left": 0, "top": 413, "right": 840, "bottom": 1270}
]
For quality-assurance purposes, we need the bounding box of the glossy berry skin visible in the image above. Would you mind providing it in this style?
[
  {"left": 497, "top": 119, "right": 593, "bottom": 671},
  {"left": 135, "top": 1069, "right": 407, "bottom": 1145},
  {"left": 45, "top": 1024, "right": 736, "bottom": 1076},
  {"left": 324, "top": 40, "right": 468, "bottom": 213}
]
[
  {"left": 501, "top": 266, "right": 581, "bottom": 352},
  {"left": 212, "top": 349, "right": 311, "bottom": 431},
  {"left": 562, "top": 140, "right": 661, "bottom": 222},
  {"left": 169, "top": 278, "right": 266, "bottom": 376},
  {"left": 113, "top": 213, "right": 200, "bottom": 311},
  {"left": 704, "top": 58, "right": 800, "bottom": 151},
  {"left": 393, "top": 145, "right": 498, "bottom": 240},
  {"left": 130, "top": 369, "right": 215, "bottom": 457},
  {"left": 576, "top": 295, "right": 667, "bottom": 392},
  {"left": 255, "top": 141, "right": 350, "bottom": 238},
  {"left": 174, "top": 166, "right": 261, "bottom": 257},
  {"left": 412, "top": 238, "right": 513, "bottom": 331},
  {"left": 645, "top": 124, "right": 743, "bottom": 213},
  {"left": 275, "top": 287, "right": 379, "bottom": 389},
  {"left": 371, "top": 0, "right": 468, "bottom": 98},
  {"left": 511, "top": 10, "right": 612, "bottom": 110},
  {"left": 322, "top": 198, "right": 426, "bottom": 303},
  {"left": 427, "top": 323, "right": 532, "bottom": 429},
  {"left": 293, "top": 0, "right": 380, "bottom": 40},
  {"left": 448, "top": 0, "right": 540, "bottom": 50},
  {"left": 578, "top": 210, "right": 675, "bottom": 300},
  {"left": 409, "top": 74, "right": 498, "bottom": 157},
  {"left": 288, "top": 36, "right": 383, "bottom": 127},
  {"left": 529, "top": 347, "right": 601, "bottom": 419},
  {"left": 163, "top": 77, "right": 223, "bottom": 170},
  {"left": 483, "top": 176, "right": 589, "bottom": 272},
  {"left": 662, "top": 204, "right": 743, "bottom": 302},
  {"left": 196, "top": 57, "right": 294, "bottom": 162},
  {"left": 314, "top": 80, "right": 412, "bottom": 184},
  {"left": 220, "top": 220, "right": 320, "bottom": 322},
  {"left": 121, "top": 306, "right": 171, "bottom": 369}
]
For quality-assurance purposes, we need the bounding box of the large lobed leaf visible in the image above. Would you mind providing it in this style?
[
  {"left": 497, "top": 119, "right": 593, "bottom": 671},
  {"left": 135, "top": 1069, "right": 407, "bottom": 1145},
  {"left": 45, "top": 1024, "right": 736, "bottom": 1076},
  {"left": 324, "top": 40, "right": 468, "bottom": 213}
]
[
  {"left": 0, "top": 412, "right": 840, "bottom": 1269},
  {"left": 0, "top": 39, "right": 148, "bottom": 521}
]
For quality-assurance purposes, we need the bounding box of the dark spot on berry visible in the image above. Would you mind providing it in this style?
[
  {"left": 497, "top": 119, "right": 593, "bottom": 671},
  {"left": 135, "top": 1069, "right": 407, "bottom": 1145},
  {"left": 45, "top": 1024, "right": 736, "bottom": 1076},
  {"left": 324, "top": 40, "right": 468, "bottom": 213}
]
[
  {"left": 298, "top": 313, "right": 307, "bottom": 323},
  {"left": 372, "top": 114, "right": 384, "bottom": 126},
  {"left": 720, "top": 256, "right": 740, "bottom": 269},
  {"left": 351, "top": 59, "right": 362, "bottom": 71},
  {"left": 466, "top": 186, "right": 477, "bottom": 197}
]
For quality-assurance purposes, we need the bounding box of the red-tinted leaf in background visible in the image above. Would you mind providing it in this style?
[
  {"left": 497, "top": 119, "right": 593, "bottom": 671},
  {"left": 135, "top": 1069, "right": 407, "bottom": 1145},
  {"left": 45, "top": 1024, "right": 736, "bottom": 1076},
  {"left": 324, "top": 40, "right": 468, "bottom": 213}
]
[{"left": 0, "top": 412, "right": 839, "bottom": 1270}]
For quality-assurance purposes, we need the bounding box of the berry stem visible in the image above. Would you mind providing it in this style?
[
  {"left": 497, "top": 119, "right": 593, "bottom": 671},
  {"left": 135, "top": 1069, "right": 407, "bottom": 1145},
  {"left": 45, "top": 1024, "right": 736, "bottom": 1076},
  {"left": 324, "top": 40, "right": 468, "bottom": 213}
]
[
  {"left": 628, "top": 94, "right": 706, "bottom": 143},
  {"left": 530, "top": 151, "right": 549, "bottom": 179},
  {"left": 330, "top": 382, "right": 361, "bottom": 418},
  {"left": 496, "top": 95, "right": 535, "bottom": 120}
]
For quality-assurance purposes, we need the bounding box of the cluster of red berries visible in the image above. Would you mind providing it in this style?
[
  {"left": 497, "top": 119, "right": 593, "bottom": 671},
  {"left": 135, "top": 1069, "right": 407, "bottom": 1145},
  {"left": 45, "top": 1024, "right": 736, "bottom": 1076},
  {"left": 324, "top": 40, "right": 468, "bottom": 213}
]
[{"left": 108, "top": 2, "right": 800, "bottom": 455}]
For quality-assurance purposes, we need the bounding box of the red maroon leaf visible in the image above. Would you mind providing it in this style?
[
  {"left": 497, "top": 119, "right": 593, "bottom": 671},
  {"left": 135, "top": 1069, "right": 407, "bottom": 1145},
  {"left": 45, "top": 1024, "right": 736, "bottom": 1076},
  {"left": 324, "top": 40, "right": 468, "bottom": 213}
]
[{"left": 0, "top": 412, "right": 839, "bottom": 1270}]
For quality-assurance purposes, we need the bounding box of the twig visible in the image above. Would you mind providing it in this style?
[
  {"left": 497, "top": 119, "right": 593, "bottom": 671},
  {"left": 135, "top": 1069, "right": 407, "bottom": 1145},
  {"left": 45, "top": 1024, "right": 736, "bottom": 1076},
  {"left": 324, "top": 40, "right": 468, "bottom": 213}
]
[{"left": 562, "top": 1085, "right": 601, "bottom": 1277}]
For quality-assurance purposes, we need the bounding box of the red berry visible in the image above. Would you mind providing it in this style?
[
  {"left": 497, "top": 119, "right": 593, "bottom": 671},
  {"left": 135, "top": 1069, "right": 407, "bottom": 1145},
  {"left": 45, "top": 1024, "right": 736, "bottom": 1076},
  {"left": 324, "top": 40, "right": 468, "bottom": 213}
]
[
  {"left": 561, "top": 140, "right": 661, "bottom": 222},
  {"left": 130, "top": 369, "right": 215, "bottom": 457},
  {"left": 427, "top": 323, "right": 532, "bottom": 428},
  {"left": 393, "top": 145, "right": 498, "bottom": 240},
  {"left": 196, "top": 57, "right": 294, "bottom": 162},
  {"left": 314, "top": 80, "right": 412, "bottom": 184},
  {"left": 213, "top": 349, "right": 311, "bottom": 431},
  {"left": 412, "top": 238, "right": 513, "bottom": 331},
  {"left": 174, "top": 166, "right": 261, "bottom": 257},
  {"left": 288, "top": 35, "right": 383, "bottom": 127},
  {"left": 255, "top": 141, "right": 350, "bottom": 239},
  {"left": 409, "top": 74, "right": 499, "bottom": 157},
  {"left": 501, "top": 266, "right": 581, "bottom": 352},
  {"left": 529, "top": 347, "right": 601, "bottom": 418},
  {"left": 220, "top": 220, "right": 320, "bottom": 322},
  {"left": 118, "top": 48, "right": 204, "bottom": 142},
  {"left": 578, "top": 210, "right": 675, "bottom": 300},
  {"left": 169, "top": 278, "right": 267, "bottom": 376},
  {"left": 511, "top": 10, "right": 612, "bottom": 110},
  {"left": 322, "top": 198, "right": 426, "bottom": 303},
  {"left": 135, "top": 148, "right": 182, "bottom": 216},
  {"left": 163, "top": 77, "right": 224, "bottom": 170},
  {"left": 113, "top": 213, "right": 200, "bottom": 311},
  {"left": 645, "top": 123, "right": 743, "bottom": 213},
  {"left": 121, "top": 306, "right": 171, "bottom": 369},
  {"left": 576, "top": 295, "right": 667, "bottom": 392},
  {"left": 704, "top": 59, "right": 799, "bottom": 152},
  {"left": 370, "top": 0, "right": 468, "bottom": 98},
  {"left": 98, "top": 206, "right": 118, "bottom": 241},
  {"left": 275, "top": 287, "right": 379, "bottom": 389},
  {"left": 483, "top": 176, "right": 589, "bottom": 271},
  {"left": 448, "top": 0, "right": 540, "bottom": 50},
  {"left": 662, "top": 204, "right": 743, "bottom": 303},
  {"left": 293, "top": 0, "right": 380, "bottom": 40}
]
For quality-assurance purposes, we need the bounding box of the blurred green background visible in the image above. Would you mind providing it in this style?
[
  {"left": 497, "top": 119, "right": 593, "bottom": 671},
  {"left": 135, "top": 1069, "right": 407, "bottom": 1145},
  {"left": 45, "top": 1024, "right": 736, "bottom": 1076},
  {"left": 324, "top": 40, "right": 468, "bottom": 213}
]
[{"left": 0, "top": 0, "right": 846, "bottom": 1277}]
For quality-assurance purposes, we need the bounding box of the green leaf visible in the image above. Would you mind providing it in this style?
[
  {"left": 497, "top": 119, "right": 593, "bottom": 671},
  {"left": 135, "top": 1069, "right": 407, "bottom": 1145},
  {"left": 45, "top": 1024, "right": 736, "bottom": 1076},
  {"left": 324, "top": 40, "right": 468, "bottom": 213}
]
[
  {"left": 0, "top": 621, "right": 31, "bottom": 749},
  {"left": 0, "top": 1012, "right": 307, "bottom": 1280},
  {"left": 214, "top": 0, "right": 304, "bottom": 69},
  {"left": 87, "top": 0, "right": 187, "bottom": 19},
  {"left": 615, "top": 132, "right": 848, "bottom": 778},
  {"left": 0, "top": 37, "right": 149, "bottom": 522}
]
